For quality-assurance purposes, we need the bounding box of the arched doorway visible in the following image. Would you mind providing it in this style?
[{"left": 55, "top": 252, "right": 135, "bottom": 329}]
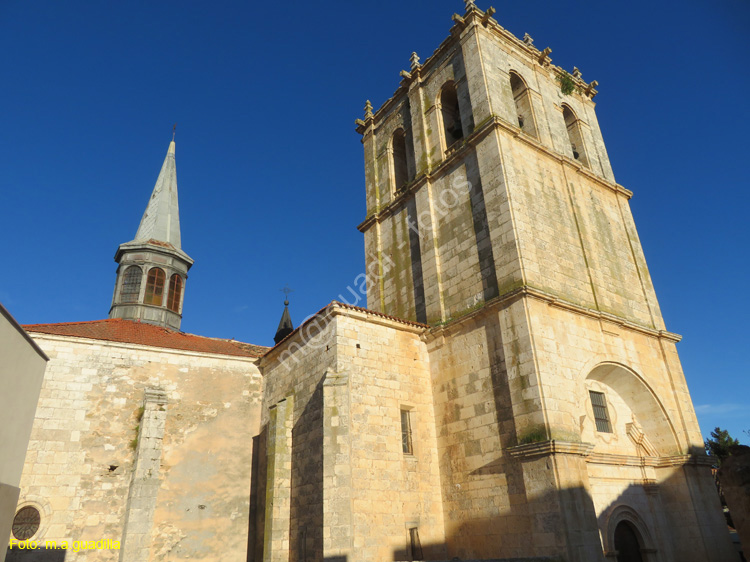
[{"left": 614, "top": 521, "right": 643, "bottom": 562}]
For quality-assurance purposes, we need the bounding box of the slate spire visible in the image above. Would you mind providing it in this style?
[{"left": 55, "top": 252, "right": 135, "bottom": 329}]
[
  {"left": 134, "top": 140, "right": 182, "bottom": 248},
  {"left": 274, "top": 300, "right": 294, "bottom": 345}
]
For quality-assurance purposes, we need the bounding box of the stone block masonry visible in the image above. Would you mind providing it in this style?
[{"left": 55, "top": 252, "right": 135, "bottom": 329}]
[{"left": 16, "top": 333, "right": 263, "bottom": 561}]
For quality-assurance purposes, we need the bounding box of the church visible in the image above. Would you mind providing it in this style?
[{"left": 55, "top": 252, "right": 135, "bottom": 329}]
[{"left": 8, "top": 2, "right": 735, "bottom": 562}]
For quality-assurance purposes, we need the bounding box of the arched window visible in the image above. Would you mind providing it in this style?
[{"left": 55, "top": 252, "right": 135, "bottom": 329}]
[
  {"left": 120, "top": 266, "right": 142, "bottom": 304},
  {"left": 562, "top": 104, "right": 589, "bottom": 167},
  {"left": 440, "top": 81, "right": 464, "bottom": 149},
  {"left": 391, "top": 128, "right": 409, "bottom": 192},
  {"left": 509, "top": 71, "right": 537, "bottom": 138},
  {"left": 167, "top": 274, "right": 183, "bottom": 313},
  {"left": 144, "top": 268, "right": 165, "bottom": 306}
]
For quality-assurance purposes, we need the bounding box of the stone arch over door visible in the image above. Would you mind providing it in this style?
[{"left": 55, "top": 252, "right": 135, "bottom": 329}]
[
  {"left": 603, "top": 505, "right": 658, "bottom": 562},
  {"left": 585, "top": 362, "right": 680, "bottom": 456}
]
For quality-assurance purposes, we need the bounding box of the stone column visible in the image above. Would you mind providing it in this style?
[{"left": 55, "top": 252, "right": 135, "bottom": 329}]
[
  {"left": 322, "top": 371, "right": 352, "bottom": 559},
  {"left": 263, "top": 396, "right": 294, "bottom": 562},
  {"left": 119, "top": 389, "right": 168, "bottom": 562}
]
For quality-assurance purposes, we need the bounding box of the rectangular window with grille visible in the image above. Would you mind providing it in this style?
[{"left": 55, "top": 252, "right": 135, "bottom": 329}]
[
  {"left": 401, "top": 409, "right": 413, "bottom": 455},
  {"left": 589, "top": 390, "right": 612, "bottom": 433}
]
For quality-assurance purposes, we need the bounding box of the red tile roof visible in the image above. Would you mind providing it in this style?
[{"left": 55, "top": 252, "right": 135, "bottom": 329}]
[{"left": 23, "top": 318, "right": 268, "bottom": 358}]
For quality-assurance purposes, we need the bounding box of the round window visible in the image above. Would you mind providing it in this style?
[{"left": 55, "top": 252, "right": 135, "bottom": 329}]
[{"left": 12, "top": 506, "right": 41, "bottom": 540}]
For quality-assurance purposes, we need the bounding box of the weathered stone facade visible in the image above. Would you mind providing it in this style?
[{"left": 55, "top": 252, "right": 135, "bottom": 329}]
[
  {"left": 13, "top": 333, "right": 262, "bottom": 561},
  {"left": 251, "top": 3, "right": 734, "bottom": 561},
  {"left": 9, "top": 3, "right": 734, "bottom": 562},
  {"left": 253, "top": 306, "right": 446, "bottom": 562}
]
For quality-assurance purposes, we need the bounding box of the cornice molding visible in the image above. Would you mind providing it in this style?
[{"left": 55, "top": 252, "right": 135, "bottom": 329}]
[
  {"left": 587, "top": 452, "right": 713, "bottom": 468},
  {"left": 421, "top": 285, "right": 681, "bottom": 344},
  {"left": 506, "top": 440, "right": 711, "bottom": 469},
  {"left": 28, "top": 332, "right": 260, "bottom": 363},
  {"left": 507, "top": 440, "right": 595, "bottom": 459}
]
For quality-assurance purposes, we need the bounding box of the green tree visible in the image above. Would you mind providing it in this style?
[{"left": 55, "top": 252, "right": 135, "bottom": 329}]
[{"left": 705, "top": 426, "right": 739, "bottom": 466}]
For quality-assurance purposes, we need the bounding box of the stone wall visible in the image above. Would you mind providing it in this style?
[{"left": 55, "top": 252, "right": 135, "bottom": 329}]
[
  {"left": 256, "top": 305, "right": 445, "bottom": 562},
  {"left": 254, "top": 311, "right": 337, "bottom": 562},
  {"left": 16, "top": 333, "right": 262, "bottom": 562}
]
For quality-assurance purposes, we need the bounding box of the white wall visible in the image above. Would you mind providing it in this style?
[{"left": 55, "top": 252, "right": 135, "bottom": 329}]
[{"left": 0, "top": 304, "right": 47, "bottom": 560}]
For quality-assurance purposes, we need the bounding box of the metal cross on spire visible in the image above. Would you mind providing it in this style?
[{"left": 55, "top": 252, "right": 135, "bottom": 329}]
[
  {"left": 280, "top": 284, "right": 294, "bottom": 306},
  {"left": 172, "top": 123, "right": 177, "bottom": 141}
]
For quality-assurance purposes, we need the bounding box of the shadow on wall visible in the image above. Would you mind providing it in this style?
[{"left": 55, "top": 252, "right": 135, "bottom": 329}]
[
  {"left": 391, "top": 483, "right": 599, "bottom": 562},
  {"left": 5, "top": 547, "right": 66, "bottom": 562},
  {"left": 719, "top": 445, "right": 750, "bottom": 561},
  {"left": 387, "top": 466, "right": 734, "bottom": 562},
  {"left": 248, "top": 380, "right": 327, "bottom": 562}
]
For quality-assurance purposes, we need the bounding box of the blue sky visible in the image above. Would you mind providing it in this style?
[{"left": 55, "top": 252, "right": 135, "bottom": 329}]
[{"left": 1, "top": 0, "right": 748, "bottom": 443}]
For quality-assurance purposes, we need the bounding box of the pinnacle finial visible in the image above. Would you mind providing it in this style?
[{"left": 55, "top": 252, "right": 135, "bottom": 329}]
[
  {"left": 364, "top": 100, "right": 373, "bottom": 119},
  {"left": 464, "top": 0, "right": 476, "bottom": 11},
  {"left": 523, "top": 33, "right": 534, "bottom": 46},
  {"left": 274, "top": 286, "right": 295, "bottom": 344},
  {"left": 410, "top": 52, "right": 421, "bottom": 72},
  {"left": 572, "top": 67, "right": 582, "bottom": 79}
]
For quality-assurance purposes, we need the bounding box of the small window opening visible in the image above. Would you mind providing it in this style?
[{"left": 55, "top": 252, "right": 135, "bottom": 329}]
[
  {"left": 440, "top": 82, "right": 464, "bottom": 148},
  {"left": 167, "top": 274, "right": 183, "bottom": 313},
  {"left": 589, "top": 390, "right": 612, "bottom": 433},
  {"left": 108, "top": 465, "right": 118, "bottom": 472},
  {"left": 401, "top": 409, "right": 414, "bottom": 454},
  {"left": 120, "top": 265, "right": 142, "bottom": 304},
  {"left": 144, "top": 268, "right": 166, "bottom": 306},
  {"left": 409, "top": 527, "right": 423, "bottom": 561},
  {"left": 392, "top": 128, "right": 409, "bottom": 192},
  {"left": 510, "top": 71, "right": 537, "bottom": 138},
  {"left": 299, "top": 528, "right": 308, "bottom": 562}
]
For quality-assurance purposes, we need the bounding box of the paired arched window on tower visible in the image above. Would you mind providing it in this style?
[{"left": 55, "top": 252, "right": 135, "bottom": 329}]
[
  {"left": 509, "top": 71, "right": 537, "bottom": 138},
  {"left": 144, "top": 267, "right": 166, "bottom": 306},
  {"left": 439, "top": 81, "right": 464, "bottom": 150},
  {"left": 562, "top": 104, "right": 589, "bottom": 168},
  {"left": 167, "top": 274, "right": 183, "bottom": 313},
  {"left": 120, "top": 266, "right": 142, "bottom": 304}
]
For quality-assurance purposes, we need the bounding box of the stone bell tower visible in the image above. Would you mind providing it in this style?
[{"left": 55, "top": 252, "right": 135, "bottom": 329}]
[
  {"left": 354, "top": 2, "right": 734, "bottom": 561},
  {"left": 109, "top": 138, "right": 193, "bottom": 330}
]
